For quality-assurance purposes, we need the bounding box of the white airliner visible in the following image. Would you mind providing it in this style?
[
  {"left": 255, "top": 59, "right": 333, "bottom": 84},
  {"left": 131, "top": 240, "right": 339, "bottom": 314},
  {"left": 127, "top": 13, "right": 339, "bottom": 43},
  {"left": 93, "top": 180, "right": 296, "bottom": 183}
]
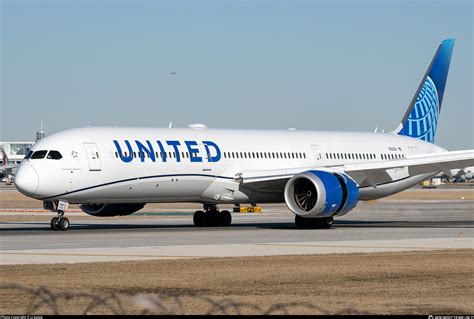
[{"left": 13, "top": 39, "right": 474, "bottom": 231}]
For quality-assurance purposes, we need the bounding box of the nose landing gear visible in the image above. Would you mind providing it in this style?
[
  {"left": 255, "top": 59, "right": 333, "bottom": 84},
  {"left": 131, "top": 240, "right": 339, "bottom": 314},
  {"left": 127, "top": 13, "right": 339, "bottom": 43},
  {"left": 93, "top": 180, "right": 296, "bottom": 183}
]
[
  {"left": 193, "top": 204, "right": 232, "bottom": 227},
  {"left": 50, "top": 211, "right": 70, "bottom": 231},
  {"left": 45, "top": 201, "right": 71, "bottom": 231}
]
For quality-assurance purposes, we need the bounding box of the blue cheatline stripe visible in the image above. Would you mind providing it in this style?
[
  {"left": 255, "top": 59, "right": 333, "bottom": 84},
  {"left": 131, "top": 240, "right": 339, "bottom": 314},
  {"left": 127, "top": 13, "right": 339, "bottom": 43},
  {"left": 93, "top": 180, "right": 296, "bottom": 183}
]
[{"left": 39, "top": 173, "right": 234, "bottom": 201}]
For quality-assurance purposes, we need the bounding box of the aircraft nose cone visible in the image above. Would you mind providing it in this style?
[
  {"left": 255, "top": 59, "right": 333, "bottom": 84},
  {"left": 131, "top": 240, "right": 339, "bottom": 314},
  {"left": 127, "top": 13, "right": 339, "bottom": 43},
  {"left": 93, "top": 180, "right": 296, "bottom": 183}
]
[{"left": 14, "top": 164, "right": 39, "bottom": 196}]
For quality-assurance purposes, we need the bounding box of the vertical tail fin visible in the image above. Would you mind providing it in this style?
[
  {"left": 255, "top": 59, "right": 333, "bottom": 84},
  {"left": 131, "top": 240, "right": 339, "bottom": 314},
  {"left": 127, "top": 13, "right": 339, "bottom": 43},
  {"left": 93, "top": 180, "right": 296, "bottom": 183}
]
[{"left": 394, "top": 39, "right": 455, "bottom": 143}]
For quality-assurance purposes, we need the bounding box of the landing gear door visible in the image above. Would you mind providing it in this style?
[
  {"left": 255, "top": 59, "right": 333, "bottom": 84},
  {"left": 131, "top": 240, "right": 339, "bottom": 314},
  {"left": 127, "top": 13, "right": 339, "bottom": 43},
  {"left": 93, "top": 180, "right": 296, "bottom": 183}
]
[
  {"left": 83, "top": 143, "right": 101, "bottom": 171},
  {"left": 311, "top": 145, "right": 322, "bottom": 163}
]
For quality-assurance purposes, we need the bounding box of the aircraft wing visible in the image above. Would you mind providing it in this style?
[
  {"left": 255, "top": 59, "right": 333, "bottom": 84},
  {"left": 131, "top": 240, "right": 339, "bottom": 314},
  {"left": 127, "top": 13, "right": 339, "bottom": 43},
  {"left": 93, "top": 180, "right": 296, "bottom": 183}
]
[{"left": 236, "top": 149, "right": 474, "bottom": 191}]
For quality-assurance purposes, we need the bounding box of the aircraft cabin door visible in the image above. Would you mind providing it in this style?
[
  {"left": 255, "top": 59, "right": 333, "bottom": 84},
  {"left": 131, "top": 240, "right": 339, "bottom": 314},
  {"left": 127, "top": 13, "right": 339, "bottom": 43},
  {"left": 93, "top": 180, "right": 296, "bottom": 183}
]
[
  {"left": 83, "top": 143, "right": 101, "bottom": 171},
  {"left": 311, "top": 145, "right": 322, "bottom": 163}
]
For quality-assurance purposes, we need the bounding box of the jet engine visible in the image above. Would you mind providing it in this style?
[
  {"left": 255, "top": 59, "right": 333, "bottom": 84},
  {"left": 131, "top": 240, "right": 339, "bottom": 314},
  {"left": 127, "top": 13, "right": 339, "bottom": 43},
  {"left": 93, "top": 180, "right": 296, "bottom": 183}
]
[
  {"left": 79, "top": 203, "right": 145, "bottom": 217},
  {"left": 284, "top": 170, "right": 359, "bottom": 218}
]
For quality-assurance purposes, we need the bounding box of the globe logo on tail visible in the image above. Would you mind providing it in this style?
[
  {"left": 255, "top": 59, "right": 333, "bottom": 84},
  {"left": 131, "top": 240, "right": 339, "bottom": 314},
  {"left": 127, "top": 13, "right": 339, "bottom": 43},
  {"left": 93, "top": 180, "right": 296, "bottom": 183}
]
[{"left": 401, "top": 76, "right": 439, "bottom": 143}]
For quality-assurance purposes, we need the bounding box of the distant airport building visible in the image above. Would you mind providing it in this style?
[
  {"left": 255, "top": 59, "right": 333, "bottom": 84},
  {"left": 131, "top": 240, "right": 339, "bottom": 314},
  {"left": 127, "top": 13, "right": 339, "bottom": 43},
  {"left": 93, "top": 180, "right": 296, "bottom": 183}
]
[
  {"left": 0, "top": 142, "right": 35, "bottom": 165},
  {"left": 1, "top": 124, "right": 45, "bottom": 166}
]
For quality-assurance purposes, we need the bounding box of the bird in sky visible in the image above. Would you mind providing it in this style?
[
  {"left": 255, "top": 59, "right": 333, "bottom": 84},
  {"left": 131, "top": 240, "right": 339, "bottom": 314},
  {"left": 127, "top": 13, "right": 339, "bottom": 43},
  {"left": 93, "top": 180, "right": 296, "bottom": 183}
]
[{"left": 170, "top": 72, "right": 176, "bottom": 75}]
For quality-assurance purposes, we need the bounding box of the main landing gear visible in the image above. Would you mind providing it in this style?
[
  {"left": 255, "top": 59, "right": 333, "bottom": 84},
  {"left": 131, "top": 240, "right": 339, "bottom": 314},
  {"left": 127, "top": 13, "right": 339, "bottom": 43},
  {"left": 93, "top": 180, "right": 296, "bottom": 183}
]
[
  {"left": 45, "top": 201, "right": 71, "bottom": 231},
  {"left": 295, "top": 215, "right": 333, "bottom": 229},
  {"left": 193, "top": 204, "right": 232, "bottom": 227}
]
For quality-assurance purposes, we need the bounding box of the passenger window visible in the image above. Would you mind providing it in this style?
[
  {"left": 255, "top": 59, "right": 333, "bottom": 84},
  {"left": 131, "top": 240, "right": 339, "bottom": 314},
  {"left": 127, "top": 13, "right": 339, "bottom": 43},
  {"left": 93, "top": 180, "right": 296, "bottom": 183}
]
[
  {"left": 31, "top": 150, "right": 48, "bottom": 159},
  {"left": 47, "top": 151, "right": 62, "bottom": 160}
]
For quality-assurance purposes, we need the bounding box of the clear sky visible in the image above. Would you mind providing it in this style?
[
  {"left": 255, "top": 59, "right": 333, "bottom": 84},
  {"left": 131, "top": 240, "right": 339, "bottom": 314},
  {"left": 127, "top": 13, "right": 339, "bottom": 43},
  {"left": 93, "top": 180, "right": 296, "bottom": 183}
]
[{"left": 1, "top": 0, "right": 472, "bottom": 150}]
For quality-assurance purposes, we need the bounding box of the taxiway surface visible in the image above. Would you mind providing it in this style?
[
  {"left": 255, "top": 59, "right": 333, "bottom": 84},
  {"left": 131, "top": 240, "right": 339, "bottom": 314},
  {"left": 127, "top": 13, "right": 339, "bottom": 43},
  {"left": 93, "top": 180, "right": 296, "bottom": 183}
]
[{"left": 1, "top": 192, "right": 472, "bottom": 264}]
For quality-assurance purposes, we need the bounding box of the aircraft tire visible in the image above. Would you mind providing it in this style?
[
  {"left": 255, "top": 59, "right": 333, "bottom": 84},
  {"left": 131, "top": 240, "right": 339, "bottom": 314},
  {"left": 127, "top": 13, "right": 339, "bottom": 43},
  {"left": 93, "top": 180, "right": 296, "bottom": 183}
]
[
  {"left": 320, "top": 217, "right": 333, "bottom": 229},
  {"left": 295, "top": 216, "right": 333, "bottom": 229},
  {"left": 50, "top": 217, "right": 60, "bottom": 231},
  {"left": 59, "top": 217, "right": 70, "bottom": 231},
  {"left": 193, "top": 210, "right": 206, "bottom": 227},
  {"left": 220, "top": 210, "right": 232, "bottom": 227},
  {"left": 294, "top": 215, "right": 307, "bottom": 229},
  {"left": 206, "top": 211, "right": 220, "bottom": 227}
]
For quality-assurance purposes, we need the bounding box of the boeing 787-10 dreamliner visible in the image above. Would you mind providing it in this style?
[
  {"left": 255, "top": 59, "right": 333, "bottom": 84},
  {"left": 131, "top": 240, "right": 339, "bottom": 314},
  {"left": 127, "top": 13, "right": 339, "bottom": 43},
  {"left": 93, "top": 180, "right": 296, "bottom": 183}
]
[{"left": 13, "top": 39, "right": 474, "bottom": 231}]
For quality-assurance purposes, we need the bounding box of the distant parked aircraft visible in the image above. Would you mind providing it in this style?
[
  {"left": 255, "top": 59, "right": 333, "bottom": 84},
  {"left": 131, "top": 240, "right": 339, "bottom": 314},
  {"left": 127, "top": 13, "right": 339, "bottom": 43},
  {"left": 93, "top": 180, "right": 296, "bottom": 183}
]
[{"left": 0, "top": 147, "right": 18, "bottom": 184}]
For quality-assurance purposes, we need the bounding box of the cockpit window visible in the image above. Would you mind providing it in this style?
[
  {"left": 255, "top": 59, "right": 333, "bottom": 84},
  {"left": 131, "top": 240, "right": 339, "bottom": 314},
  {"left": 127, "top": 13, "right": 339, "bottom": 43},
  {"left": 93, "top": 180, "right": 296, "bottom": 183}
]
[
  {"left": 24, "top": 150, "right": 33, "bottom": 159},
  {"left": 47, "top": 150, "right": 62, "bottom": 160},
  {"left": 30, "top": 150, "right": 48, "bottom": 159}
]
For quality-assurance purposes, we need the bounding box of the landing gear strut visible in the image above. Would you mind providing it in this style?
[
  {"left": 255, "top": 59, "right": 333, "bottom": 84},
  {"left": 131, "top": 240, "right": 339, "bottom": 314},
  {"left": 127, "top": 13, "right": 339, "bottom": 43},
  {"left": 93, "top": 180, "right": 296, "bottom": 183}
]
[
  {"left": 295, "top": 215, "right": 333, "bottom": 229},
  {"left": 193, "top": 204, "right": 232, "bottom": 227},
  {"left": 45, "top": 201, "right": 70, "bottom": 231}
]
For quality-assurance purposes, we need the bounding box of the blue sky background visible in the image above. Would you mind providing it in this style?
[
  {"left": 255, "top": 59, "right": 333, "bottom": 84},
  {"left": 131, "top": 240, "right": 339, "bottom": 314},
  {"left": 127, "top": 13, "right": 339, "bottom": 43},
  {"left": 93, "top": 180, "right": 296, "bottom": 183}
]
[{"left": 1, "top": 0, "right": 472, "bottom": 150}]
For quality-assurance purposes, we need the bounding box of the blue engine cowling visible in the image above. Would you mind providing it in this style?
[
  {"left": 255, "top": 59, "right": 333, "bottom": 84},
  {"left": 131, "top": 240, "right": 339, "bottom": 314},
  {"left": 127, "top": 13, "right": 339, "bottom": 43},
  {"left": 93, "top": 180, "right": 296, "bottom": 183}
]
[{"left": 284, "top": 170, "right": 359, "bottom": 218}]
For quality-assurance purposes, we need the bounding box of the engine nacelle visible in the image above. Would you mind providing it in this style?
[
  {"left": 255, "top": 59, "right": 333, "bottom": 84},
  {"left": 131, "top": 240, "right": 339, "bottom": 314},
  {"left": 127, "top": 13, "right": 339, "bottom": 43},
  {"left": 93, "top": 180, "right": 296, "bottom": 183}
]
[
  {"left": 284, "top": 170, "right": 359, "bottom": 218},
  {"left": 79, "top": 203, "right": 145, "bottom": 217}
]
